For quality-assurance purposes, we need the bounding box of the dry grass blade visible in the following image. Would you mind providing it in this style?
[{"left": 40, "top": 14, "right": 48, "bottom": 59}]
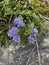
[
  {"left": 36, "top": 40, "right": 41, "bottom": 65},
  {"left": 26, "top": 44, "right": 36, "bottom": 65}
]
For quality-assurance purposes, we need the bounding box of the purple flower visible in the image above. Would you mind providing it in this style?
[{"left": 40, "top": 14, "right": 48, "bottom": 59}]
[
  {"left": 18, "top": 20, "right": 25, "bottom": 27},
  {"left": 13, "top": 35, "right": 21, "bottom": 43},
  {"left": 8, "top": 27, "right": 19, "bottom": 38},
  {"left": 32, "top": 28, "right": 38, "bottom": 36},
  {"left": 14, "top": 17, "right": 25, "bottom": 27},
  {"left": 14, "top": 17, "right": 20, "bottom": 25},
  {"left": 28, "top": 35, "right": 35, "bottom": 44}
]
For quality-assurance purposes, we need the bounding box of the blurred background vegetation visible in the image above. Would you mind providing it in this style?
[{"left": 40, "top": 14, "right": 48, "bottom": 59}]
[{"left": 0, "top": 0, "right": 49, "bottom": 46}]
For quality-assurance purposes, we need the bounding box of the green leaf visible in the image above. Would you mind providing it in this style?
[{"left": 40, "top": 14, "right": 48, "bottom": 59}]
[
  {"left": 24, "top": 23, "right": 34, "bottom": 35},
  {"left": 4, "top": 6, "right": 12, "bottom": 15},
  {"left": 4, "top": 0, "right": 10, "bottom": 5}
]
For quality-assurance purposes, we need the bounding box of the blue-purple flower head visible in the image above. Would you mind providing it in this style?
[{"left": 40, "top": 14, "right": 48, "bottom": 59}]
[
  {"left": 28, "top": 35, "right": 35, "bottom": 44},
  {"left": 14, "top": 17, "right": 20, "bottom": 25},
  {"left": 14, "top": 17, "right": 25, "bottom": 27},
  {"left": 32, "top": 28, "right": 38, "bottom": 36},
  {"left": 13, "top": 35, "right": 21, "bottom": 43},
  {"left": 8, "top": 26, "right": 21, "bottom": 43},
  {"left": 8, "top": 27, "right": 19, "bottom": 38},
  {"left": 28, "top": 28, "right": 38, "bottom": 44}
]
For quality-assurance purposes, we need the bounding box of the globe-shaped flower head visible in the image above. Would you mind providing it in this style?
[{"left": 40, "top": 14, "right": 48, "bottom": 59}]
[
  {"left": 28, "top": 35, "right": 35, "bottom": 44},
  {"left": 13, "top": 35, "right": 21, "bottom": 43},
  {"left": 14, "top": 17, "right": 25, "bottom": 27},
  {"left": 32, "top": 28, "right": 38, "bottom": 36},
  {"left": 8, "top": 27, "right": 19, "bottom": 38}
]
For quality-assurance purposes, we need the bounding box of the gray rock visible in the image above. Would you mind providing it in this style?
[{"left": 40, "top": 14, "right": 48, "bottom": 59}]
[{"left": 0, "top": 48, "right": 3, "bottom": 57}]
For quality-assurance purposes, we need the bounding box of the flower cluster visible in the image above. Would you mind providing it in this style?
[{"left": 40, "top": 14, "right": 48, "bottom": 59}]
[
  {"left": 8, "top": 17, "right": 38, "bottom": 44},
  {"left": 28, "top": 35, "right": 35, "bottom": 44},
  {"left": 13, "top": 35, "right": 21, "bottom": 43},
  {"left": 14, "top": 17, "right": 25, "bottom": 27},
  {"left": 8, "top": 17, "right": 25, "bottom": 43},
  {"left": 28, "top": 28, "right": 38, "bottom": 44},
  {"left": 8, "top": 27, "right": 21, "bottom": 43},
  {"left": 8, "top": 27, "right": 19, "bottom": 38}
]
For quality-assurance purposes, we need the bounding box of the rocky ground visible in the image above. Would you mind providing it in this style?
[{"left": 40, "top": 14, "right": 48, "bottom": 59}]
[{"left": 0, "top": 20, "right": 49, "bottom": 65}]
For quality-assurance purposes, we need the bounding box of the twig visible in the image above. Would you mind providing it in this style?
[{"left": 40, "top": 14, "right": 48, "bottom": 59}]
[
  {"left": 26, "top": 44, "right": 36, "bottom": 65},
  {"left": 38, "top": 12, "right": 49, "bottom": 20},
  {"left": 42, "top": 16, "right": 49, "bottom": 20},
  {"left": 27, "top": 54, "right": 46, "bottom": 65},
  {"left": 9, "top": 14, "right": 13, "bottom": 24},
  {"left": 0, "top": 14, "right": 12, "bottom": 33},
  {"left": 36, "top": 40, "right": 41, "bottom": 65},
  {"left": 1, "top": 4, "right": 5, "bottom": 11}
]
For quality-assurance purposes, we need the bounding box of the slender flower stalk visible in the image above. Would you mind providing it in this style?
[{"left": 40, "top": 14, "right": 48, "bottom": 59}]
[{"left": 35, "top": 36, "right": 41, "bottom": 65}]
